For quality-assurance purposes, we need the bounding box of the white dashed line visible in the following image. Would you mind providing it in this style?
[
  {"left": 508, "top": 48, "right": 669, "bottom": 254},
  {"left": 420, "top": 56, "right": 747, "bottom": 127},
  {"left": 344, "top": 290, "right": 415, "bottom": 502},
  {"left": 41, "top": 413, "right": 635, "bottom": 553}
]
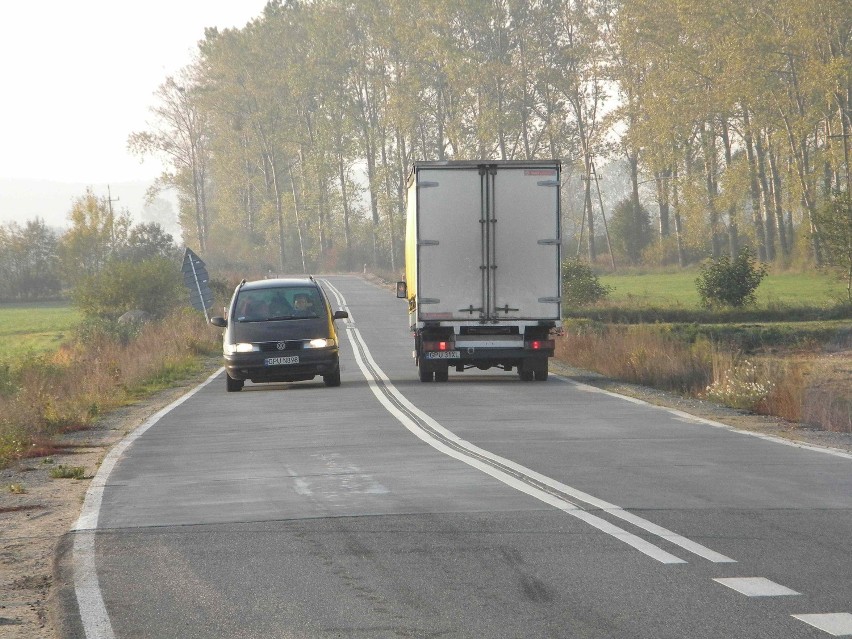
[
  {"left": 792, "top": 613, "right": 852, "bottom": 637},
  {"left": 713, "top": 577, "right": 800, "bottom": 597}
]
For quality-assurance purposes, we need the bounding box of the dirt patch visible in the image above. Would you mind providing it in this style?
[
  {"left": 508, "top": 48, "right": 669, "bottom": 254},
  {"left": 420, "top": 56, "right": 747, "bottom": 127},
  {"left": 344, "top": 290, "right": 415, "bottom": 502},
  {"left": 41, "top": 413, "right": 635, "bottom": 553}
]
[{"left": 0, "top": 355, "right": 850, "bottom": 639}]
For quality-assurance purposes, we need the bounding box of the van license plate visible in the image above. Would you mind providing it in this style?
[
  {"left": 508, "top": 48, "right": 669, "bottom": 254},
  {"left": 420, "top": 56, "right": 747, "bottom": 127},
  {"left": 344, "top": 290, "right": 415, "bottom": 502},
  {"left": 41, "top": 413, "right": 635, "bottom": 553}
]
[
  {"left": 425, "top": 351, "right": 460, "bottom": 359},
  {"left": 265, "top": 356, "right": 300, "bottom": 366}
]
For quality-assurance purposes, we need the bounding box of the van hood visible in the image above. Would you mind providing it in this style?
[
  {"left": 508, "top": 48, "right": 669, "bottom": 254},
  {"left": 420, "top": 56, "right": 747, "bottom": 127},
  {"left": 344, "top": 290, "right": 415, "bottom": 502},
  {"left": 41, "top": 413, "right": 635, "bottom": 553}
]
[{"left": 230, "top": 317, "right": 330, "bottom": 343}]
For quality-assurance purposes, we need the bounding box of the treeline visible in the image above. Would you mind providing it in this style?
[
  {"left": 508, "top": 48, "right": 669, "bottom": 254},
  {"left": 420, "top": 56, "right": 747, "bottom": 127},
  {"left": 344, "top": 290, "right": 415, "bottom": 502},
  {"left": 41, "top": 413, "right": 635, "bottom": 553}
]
[
  {"left": 0, "top": 190, "right": 179, "bottom": 303},
  {"left": 130, "top": 0, "right": 850, "bottom": 273}
]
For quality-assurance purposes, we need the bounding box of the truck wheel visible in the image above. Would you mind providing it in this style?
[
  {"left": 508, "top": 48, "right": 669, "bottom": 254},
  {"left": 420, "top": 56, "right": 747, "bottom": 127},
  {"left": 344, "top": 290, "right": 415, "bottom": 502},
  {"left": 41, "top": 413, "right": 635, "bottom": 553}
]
[
  {"left": 434, "top": 364, "right": 449, "bottom": 382},
  {"left": 418, "top": 360, "right": 434, "bottom": 382},
  {"left": 534, "top": 365, "right": 549, "bottom": 382},
  {"left": 518, "top": 362, "right": 534, "bottom": 382}
]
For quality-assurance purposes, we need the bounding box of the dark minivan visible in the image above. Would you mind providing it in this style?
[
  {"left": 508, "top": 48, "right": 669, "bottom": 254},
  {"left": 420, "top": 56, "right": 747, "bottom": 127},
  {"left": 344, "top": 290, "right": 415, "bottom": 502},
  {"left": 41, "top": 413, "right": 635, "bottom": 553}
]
[{"left": 209, "top": 277, "right": 348, "bottom": 392}]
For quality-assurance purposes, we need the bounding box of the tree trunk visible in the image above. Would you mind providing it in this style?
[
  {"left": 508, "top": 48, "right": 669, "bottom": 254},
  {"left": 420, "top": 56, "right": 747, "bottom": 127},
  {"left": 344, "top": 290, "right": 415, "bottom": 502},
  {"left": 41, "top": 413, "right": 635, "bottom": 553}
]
[
  {"left": 767, "top": 142, "right": 790, "bottom": 258},
  {"left": 701, "top": 119, "right": 721, "bottom": 258},
  {"left": 741, "top": 109, "right": 767, "bottom": 261},
  {"left": 672, "top": 162, "right": 686, "bottom": 268},
  {"left": 754, "top": 129, "right": 776, "bottom": 261},
  {"left": 720, "top": 116, "right": 742, "bottom": 257},
  {"left": 337, "top": 151, "right": 353, "bottom": 272}
]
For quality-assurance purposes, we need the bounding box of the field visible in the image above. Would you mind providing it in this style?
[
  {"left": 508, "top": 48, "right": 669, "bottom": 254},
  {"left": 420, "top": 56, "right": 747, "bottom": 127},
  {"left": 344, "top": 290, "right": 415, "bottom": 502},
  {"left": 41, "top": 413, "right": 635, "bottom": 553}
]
[
  {"left": 0, "top": 302, "right": 81, "bottom": 360},
  {"left": 557, "top": 268, "right": 851, "bottom": 433},
  {"left": 598, "top": 270, "right": 846, "bottom": 308}
]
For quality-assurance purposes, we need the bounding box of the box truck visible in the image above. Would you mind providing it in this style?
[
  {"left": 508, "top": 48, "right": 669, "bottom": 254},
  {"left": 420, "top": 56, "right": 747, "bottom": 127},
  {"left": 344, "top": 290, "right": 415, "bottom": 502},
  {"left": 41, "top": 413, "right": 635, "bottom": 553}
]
[{"left": 396, "top": 160, "right": 562, "bottom": 382}]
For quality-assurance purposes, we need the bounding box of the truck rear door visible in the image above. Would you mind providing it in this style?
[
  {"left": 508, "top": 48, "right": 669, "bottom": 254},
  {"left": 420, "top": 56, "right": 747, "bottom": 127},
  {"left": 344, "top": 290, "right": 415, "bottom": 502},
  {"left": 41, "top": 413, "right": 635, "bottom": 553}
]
[
  {"left": 491, "top": 166, "right": 561, "bottom": 320},
  {"left": 415, "top": 166, "right": 486, "bottom": 321}
]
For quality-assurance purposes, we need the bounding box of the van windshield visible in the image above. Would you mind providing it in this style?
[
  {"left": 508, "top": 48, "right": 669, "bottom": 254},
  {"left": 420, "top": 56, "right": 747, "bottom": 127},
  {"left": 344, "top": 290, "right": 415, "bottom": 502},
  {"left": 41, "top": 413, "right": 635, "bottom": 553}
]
[{"left": 234, "top": 286, "right": 322, "bottom": 322}]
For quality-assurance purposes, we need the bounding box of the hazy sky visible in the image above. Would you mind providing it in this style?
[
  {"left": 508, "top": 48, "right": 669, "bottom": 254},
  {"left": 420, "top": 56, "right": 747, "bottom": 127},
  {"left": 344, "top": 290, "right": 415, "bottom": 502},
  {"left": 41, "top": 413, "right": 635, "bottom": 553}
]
[{"left": 0, "top": 1, "right": 268, "bottom": 184}]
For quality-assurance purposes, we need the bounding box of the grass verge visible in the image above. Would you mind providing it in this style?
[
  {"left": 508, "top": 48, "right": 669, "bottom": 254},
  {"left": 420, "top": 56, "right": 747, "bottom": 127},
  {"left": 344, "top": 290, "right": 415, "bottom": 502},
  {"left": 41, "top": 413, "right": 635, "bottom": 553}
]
[
  {"left": 555, "top": 322, "right": 851, "bottom": 433},
  {"left": 0, "top": 308, "right": 220, "bottom": 468}
]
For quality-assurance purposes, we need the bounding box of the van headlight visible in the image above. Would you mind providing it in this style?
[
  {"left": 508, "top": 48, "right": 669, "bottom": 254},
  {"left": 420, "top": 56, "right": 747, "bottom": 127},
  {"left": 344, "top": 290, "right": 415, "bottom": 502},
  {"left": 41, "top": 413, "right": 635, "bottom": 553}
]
[
  {"left": 306, "top": 338, "right": 334, "bottom": 348},
  {"left": 225, "top": 343, "right": 258, "bottom": 354}
]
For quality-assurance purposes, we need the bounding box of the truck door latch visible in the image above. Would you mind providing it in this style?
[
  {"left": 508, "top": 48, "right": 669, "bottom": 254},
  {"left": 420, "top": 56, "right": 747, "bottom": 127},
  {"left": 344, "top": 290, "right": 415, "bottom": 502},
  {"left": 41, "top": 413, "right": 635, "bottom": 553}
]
[
  {"left": 459, "top": 305, "right": 484, "bottom": 315},
  {"left": 497, "top": 305, "right": 519, "bottom": 313}
]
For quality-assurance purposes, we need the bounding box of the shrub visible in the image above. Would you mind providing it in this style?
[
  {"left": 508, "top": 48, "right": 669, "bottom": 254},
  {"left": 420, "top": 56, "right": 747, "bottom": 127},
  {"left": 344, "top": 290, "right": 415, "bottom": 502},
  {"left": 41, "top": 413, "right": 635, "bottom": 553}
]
[
  {"left": 562, "top": 259, "right": 611, "bottom": 307},
  {"left": 695, "top": 249, "right": 768, "bottom": 308},
  {"left": 49, "top": 465, "right": 86, "bottom": 479},
  {"left": 72, "top": 257, "right": 183, "bottom": 319}
]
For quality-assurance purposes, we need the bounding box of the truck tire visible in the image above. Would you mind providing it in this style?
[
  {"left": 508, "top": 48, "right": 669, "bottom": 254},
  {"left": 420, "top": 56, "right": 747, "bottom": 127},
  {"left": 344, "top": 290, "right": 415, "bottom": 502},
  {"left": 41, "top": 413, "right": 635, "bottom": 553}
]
[
  {"left": 418, "top": 359, "right": 434, "bottom": 382},
  {"left": 534, "top": 364, "right": 549, "bottom": 382},
  {"left": 434, "top": 364, "right": 449, "bottom": 382},
  {"left": 518, "top": 361, "right": 534, "bottom": 382}
]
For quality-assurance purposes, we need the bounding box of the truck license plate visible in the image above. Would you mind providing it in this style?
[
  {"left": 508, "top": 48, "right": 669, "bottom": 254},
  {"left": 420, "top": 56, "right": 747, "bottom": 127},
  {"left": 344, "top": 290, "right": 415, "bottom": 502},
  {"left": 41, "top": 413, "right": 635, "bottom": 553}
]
[
  {"left": 265, "top": 356, "right": 300, "bottom": 366},
  {"left": 425, "top": 351, "right": 460, "bottom": 359}
]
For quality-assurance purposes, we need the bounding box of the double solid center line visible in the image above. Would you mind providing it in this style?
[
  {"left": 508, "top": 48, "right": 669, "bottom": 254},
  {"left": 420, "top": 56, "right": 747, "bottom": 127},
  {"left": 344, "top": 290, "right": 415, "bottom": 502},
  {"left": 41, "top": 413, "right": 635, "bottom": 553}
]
[{"left": 322, "top": 279, "right": 735, "bottom": 567}]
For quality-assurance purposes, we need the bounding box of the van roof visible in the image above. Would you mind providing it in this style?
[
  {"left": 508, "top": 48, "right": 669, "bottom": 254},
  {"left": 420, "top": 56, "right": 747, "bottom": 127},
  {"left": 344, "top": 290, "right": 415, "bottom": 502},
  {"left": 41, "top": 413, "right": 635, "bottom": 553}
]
[{"left": 239, "top": 277, "right": 316, "bottom": 291}]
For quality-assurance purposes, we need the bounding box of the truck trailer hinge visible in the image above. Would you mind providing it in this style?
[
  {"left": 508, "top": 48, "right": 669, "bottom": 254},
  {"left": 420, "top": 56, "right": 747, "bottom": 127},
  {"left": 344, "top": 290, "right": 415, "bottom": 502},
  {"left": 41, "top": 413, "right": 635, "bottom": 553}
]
[
  {"left": 497, "top": 305, "right": 519, "bottom": 313},
  {"left": 418, "top": 240, "right": 439, "bottom": 246},
  {"left": 537, "top": 180, "right": 560, "bottom": 187},
  {"left": 418, "top": 181, "right": 439, "bottom": 188},
  {"left": 537, "top": 239, "right": 562, "bottom": 245},
  {"left": 538, "top": 297, "right": 562, "bottom": 303}
]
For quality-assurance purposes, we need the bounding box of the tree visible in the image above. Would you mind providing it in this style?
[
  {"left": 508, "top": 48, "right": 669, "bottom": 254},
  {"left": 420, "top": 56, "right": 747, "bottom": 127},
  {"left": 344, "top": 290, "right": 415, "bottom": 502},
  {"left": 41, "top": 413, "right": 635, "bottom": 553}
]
[
  {"left": 0, "top": 219, "right": 61, "bottom": 300},
  {"left": 610, "top": 197, "right": 653, "bottom": 265},
  {"left": 814, "top": 192, "right": 852, "bottom": 302},
  {"left": 59, "top": 189, "right": 132, "bottom": 286},
  {"left": 120, "top": 223, "right": 180, "bottom": 263},
  {"left": 128, "top": 72, "right": 212, "bottom": 253}
]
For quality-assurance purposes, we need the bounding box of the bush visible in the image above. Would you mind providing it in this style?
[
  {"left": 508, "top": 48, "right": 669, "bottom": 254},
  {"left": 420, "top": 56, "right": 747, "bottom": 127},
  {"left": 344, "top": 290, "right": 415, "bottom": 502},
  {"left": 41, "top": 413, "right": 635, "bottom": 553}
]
[
  {"left": 562, "top": 259, "right": 611, "bottom": 307},
  {"left": 72, "top": 257, "right": 183, "bottom": 319},
  {"left": 695, "top": 249, "right": 768, "bottom": 308}
]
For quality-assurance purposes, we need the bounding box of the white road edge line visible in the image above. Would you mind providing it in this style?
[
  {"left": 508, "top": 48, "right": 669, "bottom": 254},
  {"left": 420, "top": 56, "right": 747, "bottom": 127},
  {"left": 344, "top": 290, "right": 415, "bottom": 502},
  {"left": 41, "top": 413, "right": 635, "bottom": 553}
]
[
  {"left": 560, "top": 377, "right": 852, "bottom": 461},
  {"left": 71, "top": 367, "right": 224, "bottom": 639},
  {"left": 322, "top": 278, "right": 735, "bottom": 565}
]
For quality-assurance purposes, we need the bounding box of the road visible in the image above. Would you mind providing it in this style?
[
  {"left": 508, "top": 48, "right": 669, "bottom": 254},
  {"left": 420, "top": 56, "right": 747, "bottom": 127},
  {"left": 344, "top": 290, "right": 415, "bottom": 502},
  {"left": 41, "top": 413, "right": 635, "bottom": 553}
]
[{"left": 59, "top": 275, "right": 852, "bottom": 638}]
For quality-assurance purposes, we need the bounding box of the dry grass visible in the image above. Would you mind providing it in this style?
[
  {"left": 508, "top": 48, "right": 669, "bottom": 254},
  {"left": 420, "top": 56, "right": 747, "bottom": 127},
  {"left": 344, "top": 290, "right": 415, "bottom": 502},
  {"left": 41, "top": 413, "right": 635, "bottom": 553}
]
[
  {"left": 556, "top": 324, "right": 713, "bottom": 395},
  {"left": 0, "top": 309, "right": 219, "bottom": 467},
  {"left": 556, "top": 324, "right": 851, "bottom": 434}
]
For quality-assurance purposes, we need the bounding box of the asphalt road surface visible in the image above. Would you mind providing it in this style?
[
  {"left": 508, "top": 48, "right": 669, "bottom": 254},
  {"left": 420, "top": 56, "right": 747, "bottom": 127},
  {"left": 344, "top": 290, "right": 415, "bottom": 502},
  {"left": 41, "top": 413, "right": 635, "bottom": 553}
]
[{"left": 59, "top": 275, "right": 852, "bottom": 639}]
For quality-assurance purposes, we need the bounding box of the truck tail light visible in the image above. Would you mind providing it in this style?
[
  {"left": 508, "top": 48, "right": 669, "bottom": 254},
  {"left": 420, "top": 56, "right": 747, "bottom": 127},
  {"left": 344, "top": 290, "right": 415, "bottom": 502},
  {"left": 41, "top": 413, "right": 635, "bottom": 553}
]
[
  {"left": 527, "top": 339, "right": 555, "bottom": 350},
  {"left": 423, "top": 341, "right": 451, "bottom": 351}
]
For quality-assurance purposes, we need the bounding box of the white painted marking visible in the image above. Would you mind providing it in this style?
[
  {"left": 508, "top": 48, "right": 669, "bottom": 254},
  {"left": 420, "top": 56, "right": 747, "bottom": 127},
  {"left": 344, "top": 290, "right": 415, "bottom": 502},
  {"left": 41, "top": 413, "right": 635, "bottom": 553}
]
[
  {"left": 322, "top": 279, "right": 744, "bottom": 565},
  {"left": 713, "top": 577, "right": 800, "bottom": 597},
  {"left": 562, "top": 378, "right": 852, "bottom": 461},
  {"left": 72, "top": 368, "right": 223, "bottom": 639},
  {"left": 793, "top": 613, "right": 852, "bottom": 636}
]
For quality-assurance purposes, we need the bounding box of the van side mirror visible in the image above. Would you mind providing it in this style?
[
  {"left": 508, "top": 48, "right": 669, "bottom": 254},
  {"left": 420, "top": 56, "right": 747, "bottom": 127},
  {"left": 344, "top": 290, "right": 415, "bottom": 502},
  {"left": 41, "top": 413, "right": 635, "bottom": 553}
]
[
  {"left": 209, "top": 316, "right": 227, "bottom": 328},
  {"left": 396, "top": 281, "right": 407, "bottom": 298}
]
